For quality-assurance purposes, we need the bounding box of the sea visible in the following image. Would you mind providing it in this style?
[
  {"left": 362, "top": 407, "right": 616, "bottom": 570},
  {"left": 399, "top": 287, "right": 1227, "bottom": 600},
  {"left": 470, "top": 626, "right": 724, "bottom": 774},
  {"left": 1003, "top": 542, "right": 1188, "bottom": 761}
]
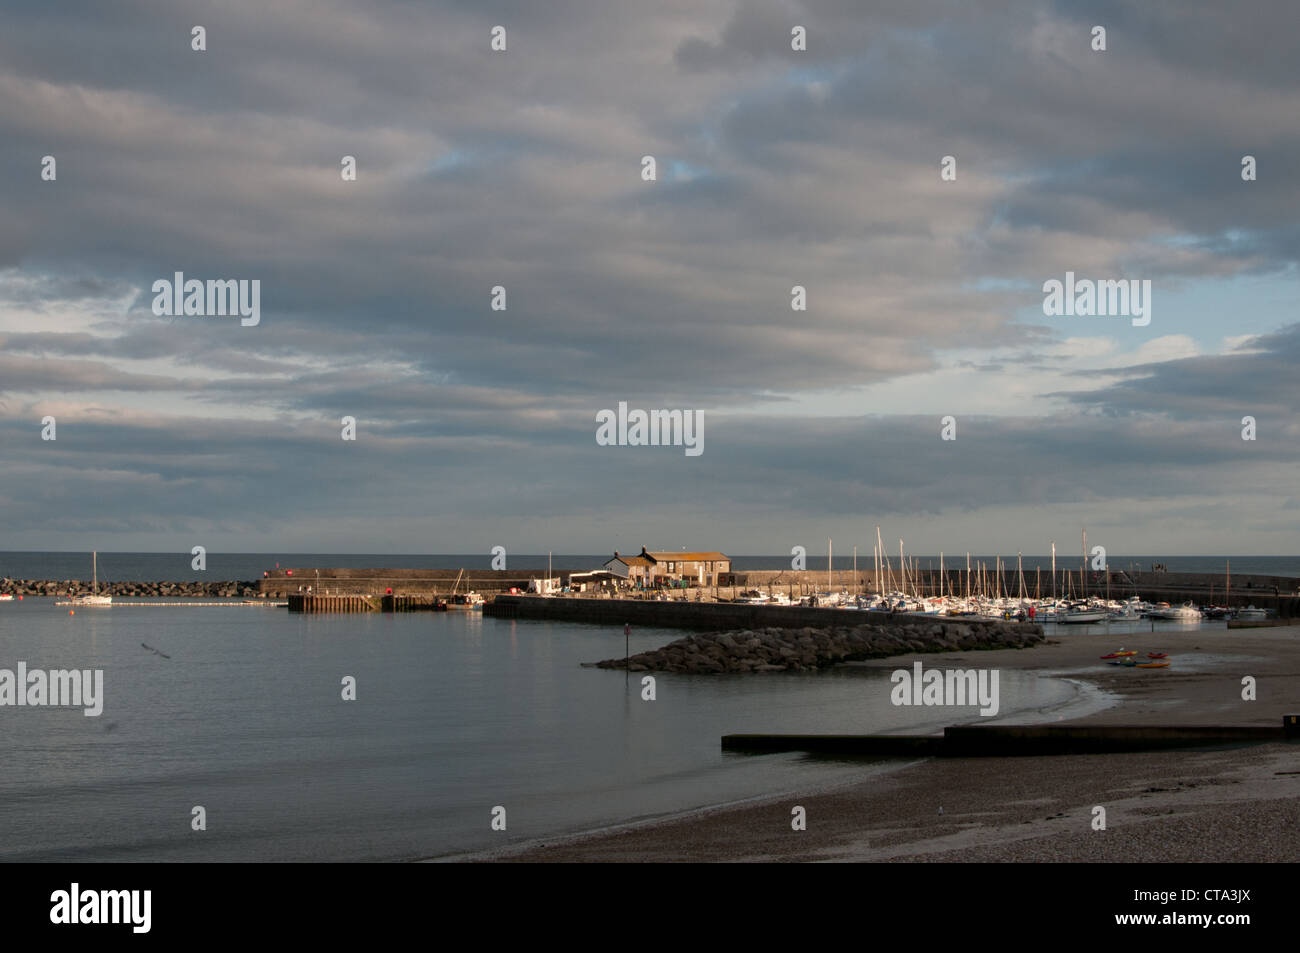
[
  {"left": 0, "top": 604, "right": 1100, "bottom": 863},
  {"left": 0, "top": 551, "right": 1291, "bottom": 862}
]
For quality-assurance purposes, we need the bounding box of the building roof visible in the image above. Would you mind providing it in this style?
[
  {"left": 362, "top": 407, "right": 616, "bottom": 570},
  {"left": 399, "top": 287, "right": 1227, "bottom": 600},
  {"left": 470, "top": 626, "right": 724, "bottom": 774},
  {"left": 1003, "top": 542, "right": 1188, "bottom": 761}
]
[
  {"left": 606, "top": 555, "right": 654, "bottom": 567},
  {"left": 645, "top": 551, "right": 729, "bottom": 562}
]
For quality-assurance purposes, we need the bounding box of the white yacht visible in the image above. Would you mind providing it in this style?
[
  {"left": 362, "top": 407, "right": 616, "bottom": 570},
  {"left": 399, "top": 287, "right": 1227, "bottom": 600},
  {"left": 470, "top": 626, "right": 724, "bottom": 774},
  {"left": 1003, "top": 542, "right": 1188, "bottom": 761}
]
[
  {"left": 1147, "top": 601, "right": 1200, "bottom": 621},
  {"left": 71, "top": 552, "right": 112, "bottom": 607},
  {"left": 1057, "top": 604, "right": 1109, "bottom": 624}
]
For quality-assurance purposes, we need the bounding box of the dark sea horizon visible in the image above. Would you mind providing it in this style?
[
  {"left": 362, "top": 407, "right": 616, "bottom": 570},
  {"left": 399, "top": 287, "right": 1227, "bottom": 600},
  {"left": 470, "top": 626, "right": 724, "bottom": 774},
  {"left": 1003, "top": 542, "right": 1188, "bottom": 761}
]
[{"left": 2, "top": 552, "right": 1298, "bottom": 581}]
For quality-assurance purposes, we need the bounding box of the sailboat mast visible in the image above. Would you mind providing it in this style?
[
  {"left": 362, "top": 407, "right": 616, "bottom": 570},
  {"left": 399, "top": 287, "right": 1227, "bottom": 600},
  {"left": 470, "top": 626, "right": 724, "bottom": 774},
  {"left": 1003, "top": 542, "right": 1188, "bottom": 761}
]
[
  {"left": 93, "top": 550, "right": 98, "bottom": 595},
  {"left": 1051, "top": 541, "right": 1056, "bottom": 600},
  {"left": 1081, "top": 528, "right": 1087, "bottom": 599}
]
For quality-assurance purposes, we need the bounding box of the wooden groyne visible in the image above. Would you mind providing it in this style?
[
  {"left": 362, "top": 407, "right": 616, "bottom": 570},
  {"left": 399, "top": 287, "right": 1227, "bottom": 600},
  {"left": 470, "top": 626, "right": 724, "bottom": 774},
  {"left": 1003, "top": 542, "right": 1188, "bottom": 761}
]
[
  {"left": 286, "top": 593, "right": 454, "bottom": 613},
  {"left": 288, "top": 594, "right": 379, "bottom": 613},
  {"left": 722, "top": 719, "right": 1300, "bottom": 757}
]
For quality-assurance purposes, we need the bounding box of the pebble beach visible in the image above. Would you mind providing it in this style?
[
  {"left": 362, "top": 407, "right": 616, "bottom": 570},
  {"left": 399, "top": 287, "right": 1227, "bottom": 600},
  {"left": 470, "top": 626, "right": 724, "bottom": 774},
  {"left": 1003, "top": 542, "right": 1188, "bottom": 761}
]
[{"left": 489, "top": 626, "right": 1300, "bottom": 862}]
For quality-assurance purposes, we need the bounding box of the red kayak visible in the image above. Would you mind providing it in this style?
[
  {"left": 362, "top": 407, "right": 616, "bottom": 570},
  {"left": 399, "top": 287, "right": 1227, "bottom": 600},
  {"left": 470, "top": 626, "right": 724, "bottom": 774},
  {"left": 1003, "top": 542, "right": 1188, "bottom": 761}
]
[{"left": 1147, "top": 652, "right": 1168, "bottom": 659}]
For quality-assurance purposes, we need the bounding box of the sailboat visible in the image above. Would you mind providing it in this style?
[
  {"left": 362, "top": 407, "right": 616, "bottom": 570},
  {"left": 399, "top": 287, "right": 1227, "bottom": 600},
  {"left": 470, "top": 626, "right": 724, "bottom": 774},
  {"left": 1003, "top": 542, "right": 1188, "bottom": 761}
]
[{"left": 73, "top": 552, "right": 113, "bottom": 607}]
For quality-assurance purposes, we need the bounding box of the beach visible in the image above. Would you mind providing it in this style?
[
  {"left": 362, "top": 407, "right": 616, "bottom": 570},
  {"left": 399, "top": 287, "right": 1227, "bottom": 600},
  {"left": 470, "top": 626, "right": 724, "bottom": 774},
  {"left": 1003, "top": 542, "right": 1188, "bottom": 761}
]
[{"left": 492, "top": 626, "right": 1300, "bottom": 862}]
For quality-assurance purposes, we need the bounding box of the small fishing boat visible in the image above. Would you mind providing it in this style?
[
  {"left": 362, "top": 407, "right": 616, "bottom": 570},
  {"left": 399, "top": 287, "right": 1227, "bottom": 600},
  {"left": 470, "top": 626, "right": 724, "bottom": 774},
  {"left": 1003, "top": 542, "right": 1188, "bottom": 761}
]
[
  {"left": 1236, "top": 605, "right": 1269, "bottom": 620},
  {"left": 0, "top": 594, "right": 13, "bottom": 602}
]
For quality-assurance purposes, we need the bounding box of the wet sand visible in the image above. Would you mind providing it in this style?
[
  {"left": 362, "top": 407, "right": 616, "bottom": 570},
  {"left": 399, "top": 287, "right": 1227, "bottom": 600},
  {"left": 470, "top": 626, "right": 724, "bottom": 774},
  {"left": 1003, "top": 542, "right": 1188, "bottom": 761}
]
[{"left": 491, "top": 625, "right": 1300, "bottom": 862}]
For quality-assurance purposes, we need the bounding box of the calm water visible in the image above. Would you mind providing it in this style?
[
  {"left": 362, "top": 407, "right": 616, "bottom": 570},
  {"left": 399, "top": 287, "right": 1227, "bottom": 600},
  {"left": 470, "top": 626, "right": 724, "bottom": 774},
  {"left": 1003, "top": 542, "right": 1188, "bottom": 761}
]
[
  {"left": 2, "top": 552, "right": 1298, "bottom": 583},
  {"left": 0, "top": 601, "right": 1092, "bottom": 861}
]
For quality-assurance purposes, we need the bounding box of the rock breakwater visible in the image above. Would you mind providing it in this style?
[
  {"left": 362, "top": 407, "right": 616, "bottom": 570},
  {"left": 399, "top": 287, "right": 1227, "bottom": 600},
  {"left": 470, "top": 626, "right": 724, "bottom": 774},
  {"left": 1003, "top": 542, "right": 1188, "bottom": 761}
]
[
  {"left": 1, "top": 579, "right": 263, "bottom": 598},
  {"left": 595, "top": 620, "right": 1044, "bottom": 674}
]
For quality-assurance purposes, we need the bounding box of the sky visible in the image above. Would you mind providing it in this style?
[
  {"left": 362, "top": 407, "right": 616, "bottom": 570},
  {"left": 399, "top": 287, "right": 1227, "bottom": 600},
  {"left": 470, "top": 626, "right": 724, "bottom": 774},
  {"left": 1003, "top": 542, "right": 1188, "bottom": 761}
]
[{"left": 1, "top": 0, "right": 1297, "bottom": 557}]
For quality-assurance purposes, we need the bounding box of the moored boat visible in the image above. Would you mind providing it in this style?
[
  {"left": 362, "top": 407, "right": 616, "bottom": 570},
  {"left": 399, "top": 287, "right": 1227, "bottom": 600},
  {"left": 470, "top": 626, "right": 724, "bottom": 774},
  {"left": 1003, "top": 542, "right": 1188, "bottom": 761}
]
[
  {"left": 1058, "top": 605, "right": 1109, "bottom": 624},
  {"left": 69, "top": 552, "right": 112, "bottom": 607},
  {"left": 446, "top": 592, "right": 485, "bottom": 609},
  {"left": 1147, "top": 601, "right": 1200, "bottom": 621}
]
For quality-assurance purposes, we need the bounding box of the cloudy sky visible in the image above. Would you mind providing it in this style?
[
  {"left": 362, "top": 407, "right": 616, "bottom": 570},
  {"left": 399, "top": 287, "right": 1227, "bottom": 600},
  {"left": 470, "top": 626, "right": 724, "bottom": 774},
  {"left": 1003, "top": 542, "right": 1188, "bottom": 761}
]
[{"left": 1, "top": 0, "right": 1297, "bottom": 557}]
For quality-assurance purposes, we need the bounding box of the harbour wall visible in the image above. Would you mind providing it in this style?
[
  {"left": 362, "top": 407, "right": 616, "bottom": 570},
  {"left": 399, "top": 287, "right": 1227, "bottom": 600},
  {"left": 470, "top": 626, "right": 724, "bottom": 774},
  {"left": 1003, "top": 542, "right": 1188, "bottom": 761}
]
[
  {"left": 484, "top": 594, "right": 1047, "bottom": 634},
  {"left": 257, "top": 568, "right": 559, "bottom": 597},
  {"left": 7, "top": 566, "right": 1297, "bottom": 616}
]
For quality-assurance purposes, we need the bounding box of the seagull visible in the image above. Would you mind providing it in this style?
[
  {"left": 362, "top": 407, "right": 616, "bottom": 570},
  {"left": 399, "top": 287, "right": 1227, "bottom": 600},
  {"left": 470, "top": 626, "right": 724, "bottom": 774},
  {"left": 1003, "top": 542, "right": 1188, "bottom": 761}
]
[{"left": 141, "top": 642, "right": 171, "bottom": 659}]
